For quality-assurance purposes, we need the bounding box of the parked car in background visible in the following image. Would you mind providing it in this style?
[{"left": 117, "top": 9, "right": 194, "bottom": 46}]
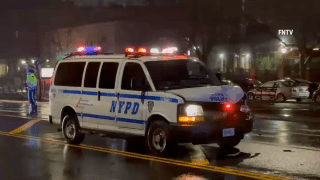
[
  {"left": 312, "top": 86, "right": 320, "bottom": 104},
  {"left": 284, "top": 77, "right": 319, "bottom": 98},
  {"left": 247, "top": 79, "right": 310, "bottom": 102},
  {"left": 232, "top": 78, "right": 262, "bottom": 93}
]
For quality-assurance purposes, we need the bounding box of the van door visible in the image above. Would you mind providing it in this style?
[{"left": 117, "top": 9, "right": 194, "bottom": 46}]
[
  {"left": 96, "top": 60, "right": 121, "bottom": 131},
  {"left": 51, "top": 61, "right": 86, "bottom": 125},
  {"left": 81, "top": 61, "right": 101, "bottom": 129},
  {"left": 116, "top": 61, "right": 152, "bottom": 130}
]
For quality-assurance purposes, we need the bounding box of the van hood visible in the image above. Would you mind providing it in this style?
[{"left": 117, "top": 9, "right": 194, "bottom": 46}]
[{"left": 167, "top": 85, "right": 244, "bottom": 104}]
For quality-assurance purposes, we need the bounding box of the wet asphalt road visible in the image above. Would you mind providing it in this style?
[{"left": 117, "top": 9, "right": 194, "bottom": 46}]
[{"left": 0, "top": 100, "right": 320, "bottom": 180}]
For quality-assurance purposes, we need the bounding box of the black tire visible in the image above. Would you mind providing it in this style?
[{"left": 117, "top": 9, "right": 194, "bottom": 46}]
[
  {"left": 247, "top": 93, "right": 255, "bottom": 101},
  {"left": 146, "top": 120, "right": 176, "bottom": 156},
  {"left": 296, "top": 98, "right": 302, "bottom": 102},
  {"left": 315, "top": 95, "right": 320, "bottom": 104},
  {"left": 276, "top": 93, "right": 286, "bottom": 102},
  {"left": 62, "top": 114, "right": 85, "bottom": 145},
  {"left": 218, "top": 138, "right": 241, "bottom": 149}
]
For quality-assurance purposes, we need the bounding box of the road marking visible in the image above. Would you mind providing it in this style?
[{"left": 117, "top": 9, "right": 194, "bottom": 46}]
[
  {"left": 185, "top": 144, "right": 210, "bottom": 165},
  {"left": 8, "top": 120, "right": 40, "bottom": 134},
  {"left": 0, "top": 131, "right": 291, "bottom": 180}
]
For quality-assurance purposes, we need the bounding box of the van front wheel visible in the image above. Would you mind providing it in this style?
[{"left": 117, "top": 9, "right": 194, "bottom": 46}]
[
  {"left": 147, "top": 121, "right": 176, "bottom": 156},
  {"left": 62, "top": 114, "right": 85, "bottom": 145}
]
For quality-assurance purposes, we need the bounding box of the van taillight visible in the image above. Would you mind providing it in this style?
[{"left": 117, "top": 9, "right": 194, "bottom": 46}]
[{"left": 224, "top": 104, "right": 234, "bottom": 112}]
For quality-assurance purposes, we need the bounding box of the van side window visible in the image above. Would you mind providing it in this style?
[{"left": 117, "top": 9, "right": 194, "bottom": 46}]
[
  {"left": 121, "top": 62, "right": 151, "bottom": 91},
  {"left": 99, "top": 62, "right": 119, "bottom": 89},
  {"left": 54, "top": 62, "right": 86, "bottom": 87},
  {"left": 84, "top": 62, "right": 101, "bottom": 88}
]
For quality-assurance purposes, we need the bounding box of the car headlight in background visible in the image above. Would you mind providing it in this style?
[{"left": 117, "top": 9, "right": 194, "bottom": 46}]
[
  {"left": 240, "top": 105, "right": 251, "bottom": 113},
  {"left": 179, "top": 105, "right": 204, "bottom": 125}
]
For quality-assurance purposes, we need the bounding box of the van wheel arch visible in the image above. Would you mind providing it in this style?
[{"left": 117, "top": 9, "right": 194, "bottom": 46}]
[
  {"left": 61, "top": 106, "right": 78, "bottom": 125},
  {"left": 145, "top": 114, "right": 169, "bottom": 136}
]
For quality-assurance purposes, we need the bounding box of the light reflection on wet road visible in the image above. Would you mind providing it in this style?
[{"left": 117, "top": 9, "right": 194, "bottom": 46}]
[{"left": 0, "top": 100, "right": 320, "bottom": 179}]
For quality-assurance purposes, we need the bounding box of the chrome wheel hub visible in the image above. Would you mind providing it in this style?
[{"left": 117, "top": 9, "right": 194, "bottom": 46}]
[
  {"left": 65, "top": 121, "right": 76, "bottom": 139},
  {"left": 152, "top": 128, "right": 167, "bottom": 152}
]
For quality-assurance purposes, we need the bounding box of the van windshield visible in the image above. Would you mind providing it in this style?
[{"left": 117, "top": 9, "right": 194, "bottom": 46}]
[{"left": 145, "top": 59, "right": 217, "bottom": 90}]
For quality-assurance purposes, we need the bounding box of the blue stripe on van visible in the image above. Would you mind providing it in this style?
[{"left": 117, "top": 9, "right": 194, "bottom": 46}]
[
  {"left": 59, "top": 90, "right": 178, "bottom": 103},
  {"left": 82, "top": 113, "right": 115, "bottom": 120},
  {"left": 119, "top": 94, "right": 178, "bottom": 103},
  {"left": 63, "top": 90, "right": 82, "bottom": 94},
  {"left": 116, "top": 117, "right": 146, "bottom": 124},
  {"left": 78, "top": 112, "right": 144, "bottom": 124},
  {"left": 51, "top": 89, "right": 57, "bottom": 93},
  {"left": 100, "top": 92, "right": 117, "bottom": 97},
  {"left": 82, "top": 91, "right": 98, "bottom": 96}
]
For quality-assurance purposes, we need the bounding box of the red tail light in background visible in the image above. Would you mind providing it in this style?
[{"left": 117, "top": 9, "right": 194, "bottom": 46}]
[
  {"left": 292, "top": 88, "right": 296, "bottom": 93},
  {"left": 224, "top": 104, "right": 233, "bottom": 112}
]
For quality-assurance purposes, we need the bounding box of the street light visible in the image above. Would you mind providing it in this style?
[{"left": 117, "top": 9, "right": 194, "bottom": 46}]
[
  {"left": 46, "top": 59, "right": 49, "bottom": 62},
  {"left": 31, "top": 59, "right": 35, "bottom": 64},
  {"left": 21, "top": 60, "right": 26, "bottom": 64},
  {"left": 281, "top": 48, "right": 287, "bottom": 54},
  {"left": 246, "top": 54, "right": 250, "bottom": 58},
  {"left": 219, "top": 54, "right": 224, "bottom": 58}
]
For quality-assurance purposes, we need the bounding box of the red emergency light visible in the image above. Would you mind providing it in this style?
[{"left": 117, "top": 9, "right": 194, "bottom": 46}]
[
  {"left": 138, "top": 48, "right": 147, "bottom": 53},
  {"left": 126, "top": 47, "right": 134, "bottom": 53},
  {"left": 125, "top": 46, "right": 184, "bottom": 58}
]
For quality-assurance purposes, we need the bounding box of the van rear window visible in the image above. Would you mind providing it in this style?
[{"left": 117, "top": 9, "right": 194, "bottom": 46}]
[{"left": 54, "top": 62, "right": 86, "bottom": 87}]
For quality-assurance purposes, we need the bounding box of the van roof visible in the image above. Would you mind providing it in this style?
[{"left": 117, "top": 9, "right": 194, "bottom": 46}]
[{"left": 63, "top": 54, "right": 198, "bottom": 63}]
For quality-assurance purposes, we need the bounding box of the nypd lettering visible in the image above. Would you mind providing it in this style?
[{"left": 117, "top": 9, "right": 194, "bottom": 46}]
[
  {"left": 110, "top": 101, "right": 140, "bottom": 115},
  {"left": 210, "top": 93, "right": 227, "bottom": 102}
]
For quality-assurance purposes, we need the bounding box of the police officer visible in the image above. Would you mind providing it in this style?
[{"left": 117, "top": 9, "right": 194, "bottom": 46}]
[{"left": 26, "top": 70, "right": 38, "bottom": 116}]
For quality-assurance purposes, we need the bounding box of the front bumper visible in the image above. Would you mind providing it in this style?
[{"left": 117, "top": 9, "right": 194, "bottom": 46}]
[{"left": 169, "top": 117, "right": 253, "bottom": 144}]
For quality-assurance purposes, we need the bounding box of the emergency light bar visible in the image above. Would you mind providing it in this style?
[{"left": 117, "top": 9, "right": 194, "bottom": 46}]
[
  {"left": 125, "top": 46, "right": 181, "bottom": 57},
  {"left": 77, "top": 46, "right": 102, "bottom": 53},
  {"left": 62, "top": 46, "right": 104, "bottom": 59}
]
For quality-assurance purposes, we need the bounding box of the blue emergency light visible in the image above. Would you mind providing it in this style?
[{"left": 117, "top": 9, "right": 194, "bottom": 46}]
[{"left": 77, "top": 46, "right": 102, "bottom": 54}]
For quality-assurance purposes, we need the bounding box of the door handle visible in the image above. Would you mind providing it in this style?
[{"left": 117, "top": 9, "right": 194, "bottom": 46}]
[{"left": 98, "top": 91, "right": 101, "bottom": 101}]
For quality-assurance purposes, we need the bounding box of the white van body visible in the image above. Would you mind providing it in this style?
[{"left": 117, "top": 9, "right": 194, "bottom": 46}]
[{"left": 49, "top": 54, "right": 253, "bottom": 155}]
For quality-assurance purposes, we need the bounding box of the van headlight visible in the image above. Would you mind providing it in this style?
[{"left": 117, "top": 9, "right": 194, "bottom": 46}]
[
  {"left": 185, "top": 105, "right": 204, "bottom": 116},
  {"left": 178, "top": 105, "right": 204, "bottom": 125}
]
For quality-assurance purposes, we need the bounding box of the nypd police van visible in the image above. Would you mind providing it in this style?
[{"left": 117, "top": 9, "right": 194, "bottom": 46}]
[{"left": 49, "top": 46, "right": 253, "bottom": 155}]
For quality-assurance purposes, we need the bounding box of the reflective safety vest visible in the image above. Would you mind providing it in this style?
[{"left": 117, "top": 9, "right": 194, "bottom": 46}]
[{"left": 28, "top": 73, "right": 37, "bottom": 88}]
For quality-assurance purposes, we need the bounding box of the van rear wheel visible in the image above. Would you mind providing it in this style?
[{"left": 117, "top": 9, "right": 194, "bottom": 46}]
[{"left": 62, "top": 114, "right": 85, "bottom": 145}]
